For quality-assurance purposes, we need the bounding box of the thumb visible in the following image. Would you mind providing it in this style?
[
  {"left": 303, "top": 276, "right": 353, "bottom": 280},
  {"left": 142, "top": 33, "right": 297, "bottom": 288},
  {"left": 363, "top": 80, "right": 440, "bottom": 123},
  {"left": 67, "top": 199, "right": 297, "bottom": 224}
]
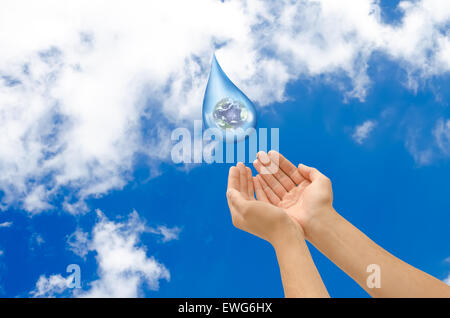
[{"left": 298, "top": 164, "right": 322, "bottom": 182}]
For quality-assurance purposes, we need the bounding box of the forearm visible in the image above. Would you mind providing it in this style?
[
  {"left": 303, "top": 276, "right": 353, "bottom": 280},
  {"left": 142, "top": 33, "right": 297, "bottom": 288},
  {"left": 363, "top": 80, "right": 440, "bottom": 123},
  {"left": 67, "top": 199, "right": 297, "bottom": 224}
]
[
  {"left": 307, "top": 208, "right": 450, "bottom": 297},
  {"left": 272, "top": 227, "right": 329, "bottom": 298}
]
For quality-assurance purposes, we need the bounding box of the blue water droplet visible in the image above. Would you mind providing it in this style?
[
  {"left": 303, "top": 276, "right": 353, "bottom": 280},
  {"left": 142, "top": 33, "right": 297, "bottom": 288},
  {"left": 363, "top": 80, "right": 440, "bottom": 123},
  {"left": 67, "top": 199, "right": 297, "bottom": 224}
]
[{"left": 202, "top": 54, "right": 257, "bottom": 143}]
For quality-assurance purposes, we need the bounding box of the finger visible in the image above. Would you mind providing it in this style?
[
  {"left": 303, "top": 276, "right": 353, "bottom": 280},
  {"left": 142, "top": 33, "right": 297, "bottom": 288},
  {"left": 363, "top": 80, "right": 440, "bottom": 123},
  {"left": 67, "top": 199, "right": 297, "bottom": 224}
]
[
  {"left": 257, "top": 151, "right": 271, "bottom": 165},
  {"left": 226, "top": 189, "right": 246, "bottom": 229},
  {"left": 246, "top": 167, "right": 255, "bottom": 200},
  {"left": 256, "top": 151, "right": 280, "bottom": 175},
  {"left": 253, "top": 159, "right": 287, "bottom": 199},
  {"left": 253, "top": 176, "right": 269, "bottom": 203},
  {"left": 237, "top": 162, "right": 249, "bottom": 199},
  {"left": 268, "top": 150, "right": 304, "bottom": 185},
  {"left": 298, "top": 163, "right": 323, "bottom": 182},
  {"left": 256, "top": 175, "right": 281, "bottom": 206},
  {"left": 266, "top": 151, "right": 296, "bottom": 191},
  {"left": 257, "top": 151, "right": 279, "bottom": 175},
  {"left": 227, "top": 166, "right": 240, "bottom": 192}
]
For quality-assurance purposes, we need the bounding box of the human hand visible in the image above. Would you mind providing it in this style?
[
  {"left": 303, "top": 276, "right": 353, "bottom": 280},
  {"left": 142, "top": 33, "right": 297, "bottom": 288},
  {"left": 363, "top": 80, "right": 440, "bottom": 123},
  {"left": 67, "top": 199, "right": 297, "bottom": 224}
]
[
  {"left": 226, "top": 162, "right": 302, "bottom": 246},
  {"left": 252, "top": 151, "right": 334, "bottom": 239}
]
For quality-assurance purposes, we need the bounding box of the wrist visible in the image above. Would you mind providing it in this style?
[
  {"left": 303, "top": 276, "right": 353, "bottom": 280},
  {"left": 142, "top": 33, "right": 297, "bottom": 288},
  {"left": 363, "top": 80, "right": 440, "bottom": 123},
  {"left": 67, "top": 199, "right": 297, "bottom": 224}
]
[
  {"left": 271, "top": 219, "right": 305, "bottom": 250},
  {"left": 303, "top": 206, "right": 339, "bottom": 242}
]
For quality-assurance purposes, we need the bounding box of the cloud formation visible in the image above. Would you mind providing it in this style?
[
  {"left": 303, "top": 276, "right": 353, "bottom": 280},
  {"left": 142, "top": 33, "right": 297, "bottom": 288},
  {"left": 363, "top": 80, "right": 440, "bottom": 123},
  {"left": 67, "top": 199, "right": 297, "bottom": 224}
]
[
  {"left": 433, "top": 118, "right": 450, "bottom": 156},
  {"left": 32, "top": 210, "right": 171, "bottom": 297},
  {"left": 405, "top": 117, "right": 450, "bottom": 165},
  {"left": 444, "top": 274, "right": 450, "bottom": 285},
  {"left": 0, "top": 222, "right": 12, "bottom": 228},
  {"left": 0, "top": 0, "right": 449, "bottom": 212},
  {"left": 147, "top": 225, "right": 181, "bottom": 243},
  {"left": 30, "top": 273, "right": 74, "bottom": 298},
  {"left": 353, "top": 120, "right": 377, "bottom": 144},
  {"left": 67, "top": 229, "right": 90, "bottom": 259}
]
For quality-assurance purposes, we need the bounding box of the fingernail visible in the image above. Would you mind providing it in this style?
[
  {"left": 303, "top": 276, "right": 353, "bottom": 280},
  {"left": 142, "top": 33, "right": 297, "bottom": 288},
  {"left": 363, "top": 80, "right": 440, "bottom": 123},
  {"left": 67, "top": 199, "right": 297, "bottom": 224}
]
[{"left": 257, "top": 151, "right": 270, "bottom": 165}]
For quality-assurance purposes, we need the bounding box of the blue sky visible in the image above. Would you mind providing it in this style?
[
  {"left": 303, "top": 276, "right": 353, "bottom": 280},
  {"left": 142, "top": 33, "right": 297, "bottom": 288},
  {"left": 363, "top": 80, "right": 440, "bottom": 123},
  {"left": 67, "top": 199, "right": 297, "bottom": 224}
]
[{"left": 0, "top": 0, "right": 449, "bottom": 297}]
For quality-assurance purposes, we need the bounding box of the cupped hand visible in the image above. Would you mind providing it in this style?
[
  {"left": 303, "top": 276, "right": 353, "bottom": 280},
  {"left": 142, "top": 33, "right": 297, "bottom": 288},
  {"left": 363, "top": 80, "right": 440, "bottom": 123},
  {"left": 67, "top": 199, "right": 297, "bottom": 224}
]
[
  {"left": 226, "top": 162, "right": 302, "bottom": 245},
  {"left": 252, "top": 151, "right": 333, "bottom": 238}
]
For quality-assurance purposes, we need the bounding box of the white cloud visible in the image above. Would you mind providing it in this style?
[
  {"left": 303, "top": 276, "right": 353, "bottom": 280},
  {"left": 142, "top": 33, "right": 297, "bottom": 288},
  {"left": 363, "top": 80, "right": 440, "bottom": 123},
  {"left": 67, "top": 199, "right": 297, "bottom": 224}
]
[
  {"left": 34, "top": 234, "right": 45, "bottom": 246},
  {"left": 148, "top": 225, "right": 181, "bottom": 243},
  {"left": 67, "top": 229, "right": 90, "bottom": 258},
  {"left": 441, "top": 257, "right": 450, "bottom": 285},
  {"left": 259, "top": 0, "right": 450, "bottom": 99},
  {"left": 30, "top": 274, "right": 74, "bottom": 298},
  {"left": 0, "top": 0, "right": 449, "bottom": 212},
  {"left": 444, "top": 274, "right": 450, "bottom": 285},
  {"left": 406, "top": 117, "right": 450, "bottom": 165},
  {"left": 353, "top": 120, "right": 377, "bottom": 144},
  {"left": 78, "top": 210, "right": 170, "bottom": 297},
  {"left": 0, "top": 221, "right": 12, "bottom": 228},
  {"left": 34, "top": 210, "right": 171, "bottom": 297},
  {"left": 23, "top": 186, "right": 53, "bottom": 213},
  {"left": 405, "top": 136, "right": 434, "bottom": 166},
  {"left": 433, "top": 118, "right": 450, "bottom": 155}
]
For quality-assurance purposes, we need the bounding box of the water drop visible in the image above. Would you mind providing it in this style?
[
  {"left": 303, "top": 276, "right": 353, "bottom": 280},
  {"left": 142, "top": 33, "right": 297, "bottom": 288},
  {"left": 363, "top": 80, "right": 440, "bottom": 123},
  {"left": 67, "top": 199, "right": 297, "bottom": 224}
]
[{"left": 202, "top": 54, "right": 257, "bottom": 143}]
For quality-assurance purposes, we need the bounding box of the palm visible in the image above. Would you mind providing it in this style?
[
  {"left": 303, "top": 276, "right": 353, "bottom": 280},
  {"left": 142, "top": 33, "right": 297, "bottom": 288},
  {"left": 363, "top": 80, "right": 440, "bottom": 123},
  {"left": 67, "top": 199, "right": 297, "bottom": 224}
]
[
  {"left": 252, "top": 151, "right": 333, "bottom": 230},
  {"left": 278, "top": 180, "right": 312, "bottom": 226},
  {"left": 226, "top": 162, "right": 301, "bottom": 243}
]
